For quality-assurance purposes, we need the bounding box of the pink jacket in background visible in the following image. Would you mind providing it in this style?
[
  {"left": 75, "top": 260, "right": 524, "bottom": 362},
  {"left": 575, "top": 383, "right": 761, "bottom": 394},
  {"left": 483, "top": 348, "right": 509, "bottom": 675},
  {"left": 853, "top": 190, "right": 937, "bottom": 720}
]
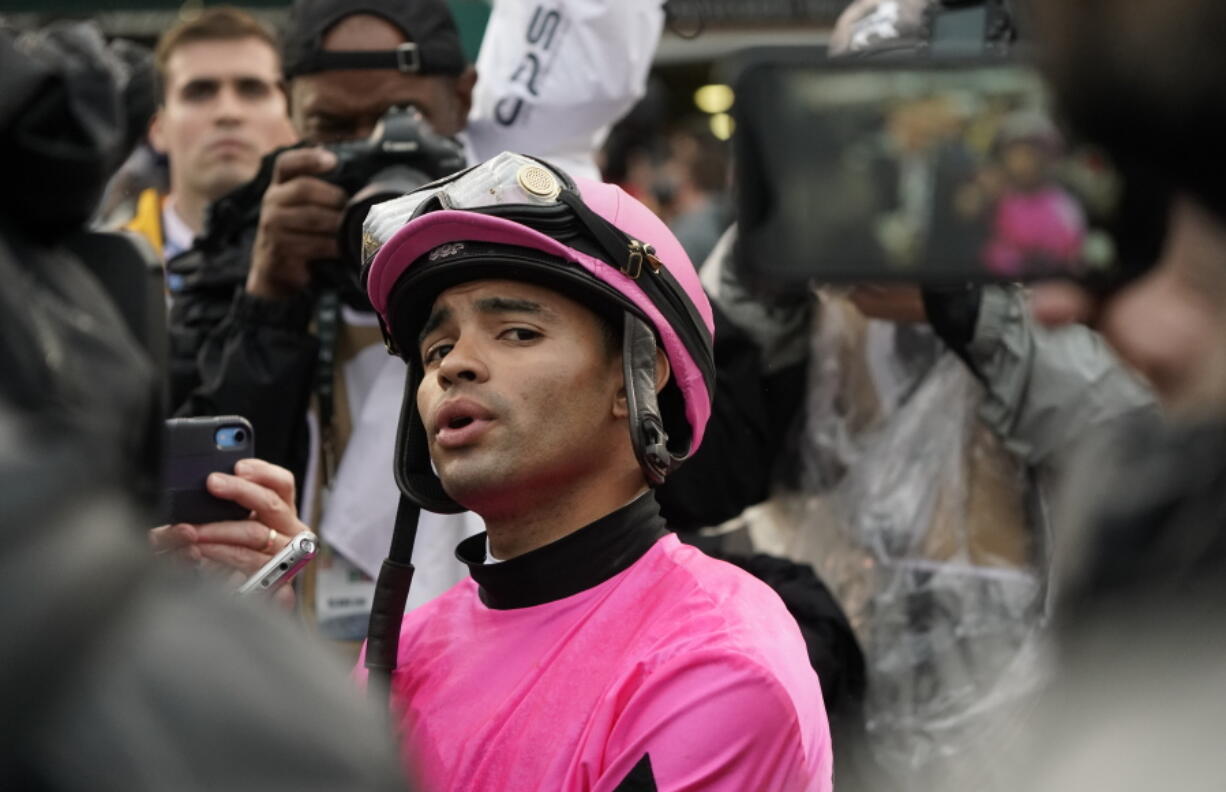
[{"left": 984, "top": 187, "right": 1086, "bottom": 277}]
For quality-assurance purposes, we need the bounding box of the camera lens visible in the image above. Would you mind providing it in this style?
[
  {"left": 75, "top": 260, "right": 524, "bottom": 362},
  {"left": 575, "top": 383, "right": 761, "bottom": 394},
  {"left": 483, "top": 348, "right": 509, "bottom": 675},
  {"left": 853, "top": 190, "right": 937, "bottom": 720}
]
[{"left": 214, "top": 425, "right": 250, "bottom": 449}]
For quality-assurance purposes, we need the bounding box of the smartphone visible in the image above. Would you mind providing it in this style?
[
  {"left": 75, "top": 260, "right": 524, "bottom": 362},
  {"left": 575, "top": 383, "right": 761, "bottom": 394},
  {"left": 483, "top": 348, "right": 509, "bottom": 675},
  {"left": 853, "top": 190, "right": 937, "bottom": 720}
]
[
  {"left": 161, "top": 416, "right": 254, "bottom": 525},
  {"left": 237, "top": 531, "right": 319, "bottom": 596},
  {"left": 731, "top": 55, "right": 1159, "bottom": 292}
]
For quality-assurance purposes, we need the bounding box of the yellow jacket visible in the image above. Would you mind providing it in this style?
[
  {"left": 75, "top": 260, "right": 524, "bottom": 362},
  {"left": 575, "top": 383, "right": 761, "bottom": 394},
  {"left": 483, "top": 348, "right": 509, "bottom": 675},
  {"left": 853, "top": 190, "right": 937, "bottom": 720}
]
[{"left": 123, "top": 188, "right": 165, "bottom": 259}]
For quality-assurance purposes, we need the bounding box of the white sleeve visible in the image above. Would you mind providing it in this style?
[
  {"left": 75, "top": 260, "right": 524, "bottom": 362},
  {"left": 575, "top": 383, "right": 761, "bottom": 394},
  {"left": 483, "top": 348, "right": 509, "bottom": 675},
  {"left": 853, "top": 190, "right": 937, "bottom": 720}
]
[{"left": 464, "top": 0, "right": 664, "bottom": 181}]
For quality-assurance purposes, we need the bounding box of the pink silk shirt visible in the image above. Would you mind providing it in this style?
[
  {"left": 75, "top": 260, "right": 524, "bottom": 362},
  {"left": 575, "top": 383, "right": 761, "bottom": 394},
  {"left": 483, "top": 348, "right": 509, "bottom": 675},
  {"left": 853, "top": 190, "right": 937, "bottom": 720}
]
[{"left": 357, "top": 525, "right": 832, "bottom": 792}]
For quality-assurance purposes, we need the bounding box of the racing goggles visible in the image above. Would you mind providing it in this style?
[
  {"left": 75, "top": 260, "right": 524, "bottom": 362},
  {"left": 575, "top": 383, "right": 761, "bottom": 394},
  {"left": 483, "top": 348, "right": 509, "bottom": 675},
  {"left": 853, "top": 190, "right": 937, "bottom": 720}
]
[{"left": 360, "top": 151, "right": 716, "bottom": 433}]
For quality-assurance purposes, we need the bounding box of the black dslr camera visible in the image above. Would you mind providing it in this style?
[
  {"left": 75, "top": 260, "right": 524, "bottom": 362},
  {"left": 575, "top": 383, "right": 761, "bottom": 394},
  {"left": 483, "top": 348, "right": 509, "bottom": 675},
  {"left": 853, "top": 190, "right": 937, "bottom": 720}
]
[{"left": 320, "top": 105, "right": 466, "bottom": 272}]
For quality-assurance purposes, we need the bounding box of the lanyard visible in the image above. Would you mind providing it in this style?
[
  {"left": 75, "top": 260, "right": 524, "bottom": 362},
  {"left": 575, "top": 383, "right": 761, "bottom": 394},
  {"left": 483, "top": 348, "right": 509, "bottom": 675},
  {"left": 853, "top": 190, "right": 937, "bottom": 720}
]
[{"left": 315, "top": 288, "right": 341, "bottom": 483}]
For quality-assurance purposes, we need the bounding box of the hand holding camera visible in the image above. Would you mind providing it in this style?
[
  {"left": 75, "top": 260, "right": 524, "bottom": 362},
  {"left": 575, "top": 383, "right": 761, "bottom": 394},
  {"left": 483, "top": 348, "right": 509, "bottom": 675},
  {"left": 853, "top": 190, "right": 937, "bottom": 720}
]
[
  {"left": 247, "top": 146, "right": 348, "bottom": 299},
  {"left": 246, "top": 105, "right": 465, "bottom": 300}
]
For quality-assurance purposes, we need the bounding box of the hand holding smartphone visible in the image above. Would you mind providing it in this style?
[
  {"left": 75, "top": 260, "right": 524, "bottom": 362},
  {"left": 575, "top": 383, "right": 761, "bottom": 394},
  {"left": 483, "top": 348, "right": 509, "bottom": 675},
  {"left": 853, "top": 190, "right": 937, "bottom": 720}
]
[{"left": 158, "top": 417, "right": 319, "bottom": 597}]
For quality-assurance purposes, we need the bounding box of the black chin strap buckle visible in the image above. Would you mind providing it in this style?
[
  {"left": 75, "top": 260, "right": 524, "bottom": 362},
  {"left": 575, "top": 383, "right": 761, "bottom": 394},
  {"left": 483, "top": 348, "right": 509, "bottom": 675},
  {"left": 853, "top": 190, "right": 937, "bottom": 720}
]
[
  {"left": 622, "top": 312, "right": 672, "bottom": 486},
  {"left": 639, "top": 414, "right": 671, "bottom": 486}
]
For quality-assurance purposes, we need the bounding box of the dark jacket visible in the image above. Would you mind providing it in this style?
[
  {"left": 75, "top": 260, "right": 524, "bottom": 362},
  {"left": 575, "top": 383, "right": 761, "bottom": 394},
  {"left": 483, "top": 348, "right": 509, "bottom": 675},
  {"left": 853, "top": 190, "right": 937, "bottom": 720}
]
[{"left": 167, "top": 152, "right": 320, "bottom": 479}]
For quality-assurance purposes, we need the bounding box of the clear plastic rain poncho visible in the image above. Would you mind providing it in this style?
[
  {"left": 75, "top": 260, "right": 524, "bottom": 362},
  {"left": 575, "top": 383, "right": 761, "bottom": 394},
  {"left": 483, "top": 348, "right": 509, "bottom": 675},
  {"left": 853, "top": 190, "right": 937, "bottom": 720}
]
[{"left": 749, "top": 293, "right": 1048, "bottom": 791}]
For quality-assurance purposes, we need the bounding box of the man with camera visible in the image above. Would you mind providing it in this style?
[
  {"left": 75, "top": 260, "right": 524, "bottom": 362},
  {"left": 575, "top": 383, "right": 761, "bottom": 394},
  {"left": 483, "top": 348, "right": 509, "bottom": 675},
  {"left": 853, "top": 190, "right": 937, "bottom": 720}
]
[
  {"left": 165, "top": 0, "right": 665, "bottom": 629},
  {"left": 122, "top": 7, "right": 295, "bottom": 261}
]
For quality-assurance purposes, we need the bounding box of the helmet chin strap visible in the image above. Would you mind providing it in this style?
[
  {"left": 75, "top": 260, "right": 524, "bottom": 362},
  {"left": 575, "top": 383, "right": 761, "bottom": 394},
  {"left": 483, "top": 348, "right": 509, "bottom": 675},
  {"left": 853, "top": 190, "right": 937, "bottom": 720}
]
[
  {"left": 363, "top": 493, "right": 420, "bottom": 724},
  {"left": 622, "top": 312, "right": 672, "bottom": 486}
]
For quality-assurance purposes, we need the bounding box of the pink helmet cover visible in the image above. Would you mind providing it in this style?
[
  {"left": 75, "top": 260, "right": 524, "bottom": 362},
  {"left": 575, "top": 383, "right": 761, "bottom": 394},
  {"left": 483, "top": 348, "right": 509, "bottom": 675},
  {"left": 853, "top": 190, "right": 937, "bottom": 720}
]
[{"left": 366, "top": 176, "right": 715, "bottom": 451}]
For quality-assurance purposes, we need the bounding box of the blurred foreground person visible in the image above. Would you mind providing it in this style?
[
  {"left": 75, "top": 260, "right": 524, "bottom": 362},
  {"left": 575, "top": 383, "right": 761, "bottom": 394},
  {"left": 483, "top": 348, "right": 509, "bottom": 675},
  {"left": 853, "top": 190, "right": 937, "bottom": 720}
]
[
  {"left": 0, "top": 24, "right": 405, "bottom": 791},
  {"left": 122, "top": 7, "right": 295, "bottom": 260},
  {"left": 984, "top": 2, "right": 1226, "bottom": 789},
  {"left": 701, "top": 1, "right": 1154, "bottom": 788},
  {"left": 354, "top": 152, "right": 832, "bottom": 790}
]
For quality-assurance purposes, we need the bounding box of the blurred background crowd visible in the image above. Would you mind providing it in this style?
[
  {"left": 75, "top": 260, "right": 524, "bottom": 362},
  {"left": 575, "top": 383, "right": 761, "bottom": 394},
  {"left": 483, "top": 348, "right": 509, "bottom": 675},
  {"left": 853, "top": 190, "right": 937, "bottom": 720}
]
[{"left": 10, "top": 0, "right": 763, "bottom": 266}]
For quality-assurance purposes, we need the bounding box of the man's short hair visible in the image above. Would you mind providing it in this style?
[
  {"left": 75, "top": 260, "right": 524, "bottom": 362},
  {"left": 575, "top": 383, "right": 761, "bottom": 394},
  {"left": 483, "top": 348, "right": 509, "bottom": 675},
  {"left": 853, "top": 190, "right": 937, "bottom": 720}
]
[
  {"left": 153, "top": 6, "right": 280, "bottom": 103},
  {"left": 595, "top": 307, "right": 623, "bottom": 361}
]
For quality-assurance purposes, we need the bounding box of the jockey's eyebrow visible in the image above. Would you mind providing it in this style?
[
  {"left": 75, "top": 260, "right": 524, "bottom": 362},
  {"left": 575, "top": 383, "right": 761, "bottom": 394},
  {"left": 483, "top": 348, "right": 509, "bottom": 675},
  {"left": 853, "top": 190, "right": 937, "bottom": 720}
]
[
  {"left": 474, "top": 296, "right": 552, "bottom": 318},
  {"left": 420, "top": 296, "right": 558, "bottom": 348}
]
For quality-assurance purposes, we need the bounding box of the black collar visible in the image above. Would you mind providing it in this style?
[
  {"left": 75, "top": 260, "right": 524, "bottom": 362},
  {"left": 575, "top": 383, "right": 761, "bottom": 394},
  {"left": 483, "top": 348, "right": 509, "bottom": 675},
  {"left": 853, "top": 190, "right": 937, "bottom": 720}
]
[{"left": 456, "top": 492, "right": 668, "bottom": 610}]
